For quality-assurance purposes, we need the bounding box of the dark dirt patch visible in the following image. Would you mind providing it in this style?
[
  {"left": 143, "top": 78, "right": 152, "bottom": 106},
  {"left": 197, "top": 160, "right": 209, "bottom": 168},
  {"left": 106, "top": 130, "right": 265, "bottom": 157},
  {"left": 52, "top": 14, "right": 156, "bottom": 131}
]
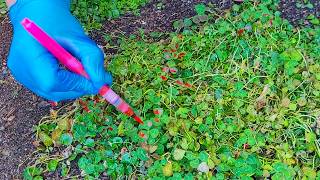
[
  {"left": 279, "top": 0, "right": 320, "bottom": 26},
  {"left": 90, "top": 0, "right": 233, "bottom": 46},
  {"left": 91, "top": 0, "right": 320, "bottom": 53},
  {"left": 0, "top": 0, "right": 319, "bottom": 179},
  {"left": 0, "top": 16, "right": 51, "bottom": 180}
]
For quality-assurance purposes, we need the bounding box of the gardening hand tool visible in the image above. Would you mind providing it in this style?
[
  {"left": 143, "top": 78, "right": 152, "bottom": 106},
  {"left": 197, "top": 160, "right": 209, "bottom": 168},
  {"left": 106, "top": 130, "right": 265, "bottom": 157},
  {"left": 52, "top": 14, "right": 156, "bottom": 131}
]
[
  {"left": 7, "top": 0, "right": 112, "bottom": 102},
  {"left": 21, "top": 18, "right": 143, "bottom": 124}
]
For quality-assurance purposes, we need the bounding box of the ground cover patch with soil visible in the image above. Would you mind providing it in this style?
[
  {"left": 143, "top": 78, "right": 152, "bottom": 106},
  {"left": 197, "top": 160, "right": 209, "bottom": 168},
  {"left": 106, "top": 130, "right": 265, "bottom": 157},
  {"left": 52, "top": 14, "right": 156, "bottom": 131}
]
[{"left": 21, "top": 0, "right": 320, "bottom": 179}]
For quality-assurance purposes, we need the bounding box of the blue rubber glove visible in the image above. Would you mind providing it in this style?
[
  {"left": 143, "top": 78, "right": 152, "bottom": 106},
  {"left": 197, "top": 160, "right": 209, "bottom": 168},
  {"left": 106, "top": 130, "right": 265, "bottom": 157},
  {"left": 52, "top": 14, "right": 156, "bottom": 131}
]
[{"left": 7, "top": 0, "right": 112, "bottom": 102}]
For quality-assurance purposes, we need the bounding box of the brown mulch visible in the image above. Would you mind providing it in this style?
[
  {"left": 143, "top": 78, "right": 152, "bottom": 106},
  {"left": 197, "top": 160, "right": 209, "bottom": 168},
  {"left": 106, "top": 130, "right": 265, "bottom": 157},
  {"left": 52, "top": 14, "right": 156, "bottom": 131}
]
[{"left": 0, "top": 0, "right": 319, "bottom": 179}]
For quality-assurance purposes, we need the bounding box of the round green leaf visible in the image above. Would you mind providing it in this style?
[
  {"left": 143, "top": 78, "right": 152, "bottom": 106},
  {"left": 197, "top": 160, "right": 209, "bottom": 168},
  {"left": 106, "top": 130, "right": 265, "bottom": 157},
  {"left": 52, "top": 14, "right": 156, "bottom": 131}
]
[
  {"left": 39, "top": 132, "right": 53, "bottom": 147},
  {"left": 113, "top": 137, "right": 123, "bottom": 143},
  {"left": 190, "top": 159, "right": 200, "bottom": 168},
  {"left": 184, "top": 18, "right": 193, "bottom": 27},
  {"left": 60, "top": 133, "right": 73, "bottom": 146},
  {"left": 150, "top": 129, "right": 159, "bottom": 138},
  {"left": 195, "top": 3, "right": 206, "bottom": 15},
  {"left": 173, "top": 148, "right": 186, "bottom": 160},
  {"left": 162, "top": 162, "right": 173, "bottom": 177},
  {"left": 199, "top": 151, "right": 209, "bottom": 162},
  {"left": 84, "top": 138, "right": 95, "bottom": 147},
  {"left": 121, "top": 152, "right": 132, "bottom": 163},
  {"left": 47, "top": 160, "right": 58, "bottom": 172}
]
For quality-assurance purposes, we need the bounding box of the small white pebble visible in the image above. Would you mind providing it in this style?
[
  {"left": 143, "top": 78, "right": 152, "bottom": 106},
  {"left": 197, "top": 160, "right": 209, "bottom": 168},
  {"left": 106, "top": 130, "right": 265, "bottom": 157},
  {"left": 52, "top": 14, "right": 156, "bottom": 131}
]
[
  {"left": 1, "top": 149, "right": 10, "bottom": 156},
  {"left": 197, "top": 162, "right": 209, "bottom": 173},
  {"left": 62, "top": 147, "right": 72, "bottom": 158}
]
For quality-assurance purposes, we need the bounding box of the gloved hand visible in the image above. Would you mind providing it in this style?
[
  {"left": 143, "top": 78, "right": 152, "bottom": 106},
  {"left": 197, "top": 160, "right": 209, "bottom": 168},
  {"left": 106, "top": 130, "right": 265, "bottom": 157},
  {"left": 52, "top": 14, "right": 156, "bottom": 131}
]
[{"left": 7, "top": 0, "right": 112, "bottom": 102}]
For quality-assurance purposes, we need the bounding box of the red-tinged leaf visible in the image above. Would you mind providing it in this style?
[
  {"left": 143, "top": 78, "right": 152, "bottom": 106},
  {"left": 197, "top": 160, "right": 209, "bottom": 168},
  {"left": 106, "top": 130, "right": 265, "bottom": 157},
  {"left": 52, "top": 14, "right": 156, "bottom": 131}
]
[
  {"left": 269, "top": 19, "right": 273, "bottom": 26},
  {"left": 243, "top": 143, "right": 249, "bottom": 149},
  {"left": 154, "top": 118, "right": 160, "bottom": 122},
  {"left": 170, "top": 49, "right": 177, "bottom": 53},
  {"left": 177, "top": 34, "right": 184, "bottom": 40},
  {"left": 49, "top": 101, "right": 58, "bottom": 107},
  {"left": 139, "top": 132, "right": 145, "bottom": 138},
  {"left": 84, "top": 107, "right": 90, "bottom": 113},
  {"left": 234, "top": 151, "right": 240, "bottom": 158},
  {"left": 153, "top": 108, "right": 163, "bottom": 115},
  {"left": 237, "top": 29, "right": 245, "bottom": 36},
  {"left": 173, "top": 53, "right": 177, "bottom": 58},
  {"left": 169, "top": 68, "right": 178, "bottom": 74},
  {"left": 178, "top": 52, "right": 186, "bottom": 59},
  {"left": 121, "top": 147, "right": 127, "bottom": 155},
  {"left": 176, "top": 80, "right": 184, "bottom": 85},
  {"left": 161, "top": 76, "right": 168, "bottom": 81},
  {"left": 154, "top": 110, "right": 160, "bottom": 115},
  {"left": 94, "top": 96, "right": 100, "bottom": 105},
  {"left": 162, "top": 67, "right": 169, "bottom": 73},
  {"left": 78, "top": 99, "right": 85, "bottom": 106},
  {"left": 164, "top": 52, "right": 171, "bottom": 60},
  {"left": 175, "top": 43, "right": 179, "bottom": 49},
  {"left": 163, "top": 49, "right": 169, "bottom": 52},
  {"left": 79, "top": 99, "right": 91, "bottom": 113},
  {"left": 184, "top": 83, "right": 193, "bottom": 88},
  {"left": 108, "top": 127, "right": 113, "bottom": 131}
]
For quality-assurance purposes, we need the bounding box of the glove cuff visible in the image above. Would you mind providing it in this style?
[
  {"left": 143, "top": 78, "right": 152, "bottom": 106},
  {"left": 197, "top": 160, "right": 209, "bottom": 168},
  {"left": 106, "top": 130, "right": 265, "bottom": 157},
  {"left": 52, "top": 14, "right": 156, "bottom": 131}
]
[{"left": 9, "top": 0, "right": 71, "bottom": 24}]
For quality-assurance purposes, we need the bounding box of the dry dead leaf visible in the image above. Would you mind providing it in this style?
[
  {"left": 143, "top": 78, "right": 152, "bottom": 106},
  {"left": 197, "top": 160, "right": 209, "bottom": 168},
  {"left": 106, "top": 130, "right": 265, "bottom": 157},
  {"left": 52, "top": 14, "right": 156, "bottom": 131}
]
[
  {"left": 151, "top": 153, "right": 160, "bottom": 160},
  {"left": 145, "top": 159, "right": 154, "bottom": 168},
  {"left": 281, "top": 97, "right": 291, "bottom": 108},
  {"left": 141, "top": 142, "right": 149, "bottom": 151},
  {"left": 32, "top": 141, "right": 40, "bottom": 147},
  {"left": 50, "top": 109, "right": 58, "bottom": 119},
  {"left": 149, "top": 145, "right": 158, "bottom": 153},
  {"left": 6, "top": 115, "right": 15, "bottom": 122},
  {"left": 120, "top": 147, "right": 128, "bottom": 155},
  {"left": 52, "top": 128, "right": 62, "bottom": 143},
  {"left": 256, "top": 85, "right": 269, "bottom": 110}
]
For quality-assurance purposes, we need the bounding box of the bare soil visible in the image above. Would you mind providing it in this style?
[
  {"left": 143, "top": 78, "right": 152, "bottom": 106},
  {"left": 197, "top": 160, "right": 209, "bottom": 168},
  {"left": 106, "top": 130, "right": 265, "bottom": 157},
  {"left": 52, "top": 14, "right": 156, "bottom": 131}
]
[
  {"left": 0, "top": 16, "right": 51, "bottom": 180},
  {"left": 279, "top": 0, "right": 320, "bottom": 26}
]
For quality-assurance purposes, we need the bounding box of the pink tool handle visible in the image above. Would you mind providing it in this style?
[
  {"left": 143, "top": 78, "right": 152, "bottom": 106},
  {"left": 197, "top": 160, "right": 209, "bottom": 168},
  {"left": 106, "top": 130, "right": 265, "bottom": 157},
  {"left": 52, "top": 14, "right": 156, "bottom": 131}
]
[
  {"left": 21, "top": 18, "right": 143, "bottom": 124},
  {"left": 21, "top": 18, "right": 89, "bottom": 79}
]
